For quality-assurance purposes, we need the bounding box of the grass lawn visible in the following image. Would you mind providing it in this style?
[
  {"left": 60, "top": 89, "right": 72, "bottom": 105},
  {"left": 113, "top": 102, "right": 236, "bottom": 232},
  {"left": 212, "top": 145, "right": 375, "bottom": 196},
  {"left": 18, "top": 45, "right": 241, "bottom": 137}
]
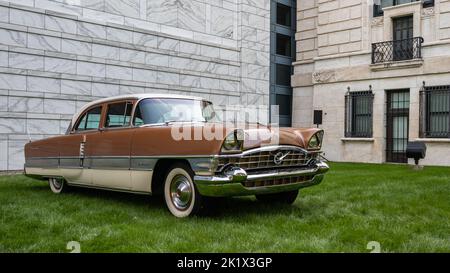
[{"left": 0, "top": 162, "right": 449, "bottom": 253}]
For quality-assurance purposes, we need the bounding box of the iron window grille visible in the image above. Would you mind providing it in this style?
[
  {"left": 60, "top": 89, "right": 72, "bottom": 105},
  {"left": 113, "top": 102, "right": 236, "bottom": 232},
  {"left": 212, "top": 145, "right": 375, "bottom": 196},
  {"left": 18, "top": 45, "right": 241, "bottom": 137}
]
[
  {"left": 345, "top": 88, "right": 374, "bottom": 138},
  {"left": 420, "top": 84, "right": 450, "bottom": 138},
  {"left": 372, "top": 37, "right": 424, "bottom": 64},
  {"left": 373, "top": 0, "right": 433, "bottom": 17}
]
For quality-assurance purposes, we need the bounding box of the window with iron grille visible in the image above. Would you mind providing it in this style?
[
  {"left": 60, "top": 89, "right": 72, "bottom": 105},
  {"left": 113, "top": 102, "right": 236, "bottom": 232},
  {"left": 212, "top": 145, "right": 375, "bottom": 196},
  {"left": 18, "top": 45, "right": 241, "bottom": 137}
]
[
  {"left": 345, "top": 90, "right": 374, "bottom": 138},
  {"left": 420, "top": 85, "right": 450, "bottom": 138}
]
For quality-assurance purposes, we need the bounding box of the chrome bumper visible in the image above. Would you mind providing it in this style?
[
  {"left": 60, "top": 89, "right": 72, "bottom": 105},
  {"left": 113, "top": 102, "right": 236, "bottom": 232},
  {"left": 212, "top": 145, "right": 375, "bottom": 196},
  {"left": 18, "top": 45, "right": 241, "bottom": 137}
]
[{"left": 194, "top": 161, "right": 329, "bottom": 197}]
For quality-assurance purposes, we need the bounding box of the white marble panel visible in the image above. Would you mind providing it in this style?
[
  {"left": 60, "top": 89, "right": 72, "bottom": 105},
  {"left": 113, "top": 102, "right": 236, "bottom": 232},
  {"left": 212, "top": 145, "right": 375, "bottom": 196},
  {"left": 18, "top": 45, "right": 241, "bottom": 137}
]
[
  {"left": 92, "top": 82, "right": 120, "bottom": 97},
  {"left": 8, "top": 97, "right": 44, "bottom": 113},
  {"left": 178, "top": 0, "right": 206, "bottom": 32},
  {"left": 61, "top": 79, "right": 92, "bottom": 95},
  {"left": 10, "top": 9, "right": 45, "bottom": 28},
  {"left": 27, "top": 76, "right": 60, "bottom": 93},
  {"left": 92, "top": 44, "right": 120, "bottom": 60},
  {"left": 77, "top": 61, "right": 106, "bottom": 78},
  {"left": 147, "top": 0, "right": 177, "bottom": 27},
  {"left": 0, "top": 74, "right": 27, "bottom": 91},
  {"left": 0, "top": 29, "right": 27, "bottom": 47},
  {"left": 28, "top": 34, "right": 61, "bottom": 51},
  {"left": 9, "top": 53, "right": 44, "bottom": 71},
  {"left": 105, "top": 0, "right": 140, "bottom": 18},
  {"left": 45, "top": 15, "right": 77, "bottom": 34},
  {"left": 62, "top": 39, "right": 92, "bottom": 56},
  {"left": 44, "top": 99, "right": 76, "bottom": 114},
  {"left": 44, "top": 57, "right": 77, "bottom": 74}
]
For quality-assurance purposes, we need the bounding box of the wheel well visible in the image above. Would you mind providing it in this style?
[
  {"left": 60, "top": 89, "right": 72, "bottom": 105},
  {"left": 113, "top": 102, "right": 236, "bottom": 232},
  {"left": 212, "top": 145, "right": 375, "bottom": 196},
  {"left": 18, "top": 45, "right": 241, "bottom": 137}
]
[{"left": 151, "top": 159, "right": 191, "bottom": 195}]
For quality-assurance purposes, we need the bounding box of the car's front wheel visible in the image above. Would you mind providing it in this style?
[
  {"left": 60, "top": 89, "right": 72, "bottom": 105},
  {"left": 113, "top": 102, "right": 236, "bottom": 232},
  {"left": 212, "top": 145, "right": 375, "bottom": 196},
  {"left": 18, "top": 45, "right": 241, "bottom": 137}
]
[
  {"left": 49, "top": 177, "right": 68, "bottom": 194},
  {"left": 163, "top": 163, "right": 203, "bottom": 218},
  {"left": 255, "top": 190, "right": 299, "bottom": 205}
]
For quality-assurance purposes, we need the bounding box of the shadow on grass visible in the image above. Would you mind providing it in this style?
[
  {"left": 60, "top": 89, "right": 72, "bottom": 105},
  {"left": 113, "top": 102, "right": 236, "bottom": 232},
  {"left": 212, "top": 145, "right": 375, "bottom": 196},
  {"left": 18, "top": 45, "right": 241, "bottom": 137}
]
[{"left": 26, "top": 181, "right": 328, "bottom": 219}]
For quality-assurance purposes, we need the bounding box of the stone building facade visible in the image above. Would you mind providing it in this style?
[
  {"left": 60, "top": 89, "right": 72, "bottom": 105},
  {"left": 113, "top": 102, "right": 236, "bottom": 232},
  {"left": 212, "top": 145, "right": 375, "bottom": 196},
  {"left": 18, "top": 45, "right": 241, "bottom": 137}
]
[
  {"left": 294, "top": 0, "right": 450, "bottom": 166},
  {"left": 0, "top": 0, "right": 272, "bottom": 171}
]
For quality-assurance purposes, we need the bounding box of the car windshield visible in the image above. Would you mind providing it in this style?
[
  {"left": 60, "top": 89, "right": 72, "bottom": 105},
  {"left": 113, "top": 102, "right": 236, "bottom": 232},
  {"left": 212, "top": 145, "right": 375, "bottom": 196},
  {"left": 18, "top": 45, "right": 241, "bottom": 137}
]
[{"left": 134, "top": 98, "right": 220, "bottom": 125}]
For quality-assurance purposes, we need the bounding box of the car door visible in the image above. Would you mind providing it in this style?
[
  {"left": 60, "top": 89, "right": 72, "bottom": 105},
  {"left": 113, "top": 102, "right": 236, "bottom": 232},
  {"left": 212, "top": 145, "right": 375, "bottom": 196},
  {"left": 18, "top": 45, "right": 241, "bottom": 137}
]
[
  {"left": 60, "top": 105, "right": 103, "bottom": 185},
  {"left": 85, "top": 100, "right": 135, "bottom": 190}
]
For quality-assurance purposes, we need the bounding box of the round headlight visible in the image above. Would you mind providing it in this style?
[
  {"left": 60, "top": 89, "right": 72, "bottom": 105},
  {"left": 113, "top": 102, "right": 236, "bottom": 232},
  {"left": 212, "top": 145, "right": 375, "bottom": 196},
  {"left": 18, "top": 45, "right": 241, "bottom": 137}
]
[
  {"left": 223, "top": 133, "right": 238, "bottom": 150},
  {"left": 222, "top": 131, "right": 243, "bottom": 152},
  {"left": 308, "top": 131, "right": 323, "bottom": 149},
  {"left": 308, "top": 135, "right": 319, "bottom": 148}
]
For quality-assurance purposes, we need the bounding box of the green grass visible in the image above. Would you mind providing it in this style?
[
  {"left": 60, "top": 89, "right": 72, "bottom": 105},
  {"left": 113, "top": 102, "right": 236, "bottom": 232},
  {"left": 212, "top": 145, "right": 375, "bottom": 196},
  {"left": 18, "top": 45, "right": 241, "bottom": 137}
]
[{"left": 0, "top": 163, "right": 449, "bottom": 253}]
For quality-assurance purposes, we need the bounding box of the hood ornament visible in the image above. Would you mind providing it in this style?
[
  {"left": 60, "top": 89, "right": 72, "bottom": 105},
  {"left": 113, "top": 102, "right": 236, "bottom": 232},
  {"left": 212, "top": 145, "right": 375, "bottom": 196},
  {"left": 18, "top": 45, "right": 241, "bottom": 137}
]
[{"left": 273, "top": 151, "right": 291, "bottom": 165}]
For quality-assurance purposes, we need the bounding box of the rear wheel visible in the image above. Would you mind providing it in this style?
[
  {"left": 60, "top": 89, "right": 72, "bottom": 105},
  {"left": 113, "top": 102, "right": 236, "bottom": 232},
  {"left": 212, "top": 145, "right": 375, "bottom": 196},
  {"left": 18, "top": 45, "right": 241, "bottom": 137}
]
[
  {"left": 255, "top": 190, "right": 299, "bottom": 205},
  {"left": 49, "top": 177, "right": 68, "bottom": 194},
  {"left": 163, "top": 163, "right": 203, "bottom": 218}
]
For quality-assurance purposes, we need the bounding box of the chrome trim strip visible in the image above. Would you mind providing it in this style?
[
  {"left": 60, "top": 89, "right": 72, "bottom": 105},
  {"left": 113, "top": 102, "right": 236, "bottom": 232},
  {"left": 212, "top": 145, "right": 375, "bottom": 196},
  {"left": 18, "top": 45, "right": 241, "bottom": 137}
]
[
  {"left": 217, "top": 145, "right": 312, "bottom": 158},
  {"left": 194, "top": 162, "right": 329, "bottom": 184},
  {"left": 66, "top": 182, "right": 152, "bottom": 195}
]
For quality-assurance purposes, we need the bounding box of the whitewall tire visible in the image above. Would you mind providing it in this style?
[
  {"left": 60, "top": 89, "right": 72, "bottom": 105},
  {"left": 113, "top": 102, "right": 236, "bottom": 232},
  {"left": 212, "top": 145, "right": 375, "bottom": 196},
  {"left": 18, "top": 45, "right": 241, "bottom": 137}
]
[
  {"left": 49, "top": 177, "right": 68, "bottom": 194},
  {"left": 164, "top": 163, "right": 202, "bottom": 218}
]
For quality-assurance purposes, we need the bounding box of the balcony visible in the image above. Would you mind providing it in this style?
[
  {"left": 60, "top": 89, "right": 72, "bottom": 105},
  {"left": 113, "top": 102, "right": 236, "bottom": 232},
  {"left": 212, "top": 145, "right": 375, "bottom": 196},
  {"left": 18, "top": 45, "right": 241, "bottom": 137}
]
[{"left": 371, "top": 37, "right": 424, "bottom": 67}]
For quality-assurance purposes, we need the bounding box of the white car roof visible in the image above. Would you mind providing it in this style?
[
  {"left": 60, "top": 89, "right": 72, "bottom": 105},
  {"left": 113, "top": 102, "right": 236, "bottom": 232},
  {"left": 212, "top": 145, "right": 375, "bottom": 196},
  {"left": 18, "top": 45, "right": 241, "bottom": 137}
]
[{"left": 71, "top": 93, "right": 206, "bottom": 125}]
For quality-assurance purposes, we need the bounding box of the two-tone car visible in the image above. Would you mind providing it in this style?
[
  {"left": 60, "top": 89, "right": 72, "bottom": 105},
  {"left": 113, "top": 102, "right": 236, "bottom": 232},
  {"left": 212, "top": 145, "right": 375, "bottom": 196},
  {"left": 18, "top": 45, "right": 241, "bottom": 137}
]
[{"left": 24, "top": 94, "right": 329, "bottom": 217}]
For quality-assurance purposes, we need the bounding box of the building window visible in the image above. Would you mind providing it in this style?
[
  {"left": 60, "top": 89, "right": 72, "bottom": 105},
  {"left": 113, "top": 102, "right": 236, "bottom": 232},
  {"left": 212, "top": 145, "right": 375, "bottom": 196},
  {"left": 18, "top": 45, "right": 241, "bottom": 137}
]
[
  {"left": 276, "top": 3, "right": 291, "bottom": 27},
  {"left": 276, "top": 33, "right": 292, "bottom": 57},
  {"left": 420, "top": 85, "right": 450, "bottom": 138},
  {"left": 275, "top": 64, "right": 291, "bottom": 86},
  {"left": 373, "top": 0, "right": 433, "bottom": 17},
  {"left": 345, "top": 90, "right": 374, "bottom": 138}
]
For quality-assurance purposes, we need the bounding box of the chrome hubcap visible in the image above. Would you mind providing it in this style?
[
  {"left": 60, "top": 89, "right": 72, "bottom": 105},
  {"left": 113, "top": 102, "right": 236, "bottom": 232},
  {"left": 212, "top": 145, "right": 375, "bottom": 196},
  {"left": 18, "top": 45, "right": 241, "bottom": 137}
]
[
  {"left": 170, "top": 175, "right": 192, "bottom": 211},
  {"left": 51, "top": 178, "right": 62, "bottom": 190}
]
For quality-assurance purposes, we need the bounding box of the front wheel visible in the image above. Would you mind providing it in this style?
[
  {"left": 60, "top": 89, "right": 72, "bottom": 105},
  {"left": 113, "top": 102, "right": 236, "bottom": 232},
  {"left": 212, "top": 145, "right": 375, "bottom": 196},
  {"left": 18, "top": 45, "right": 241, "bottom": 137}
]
[
  {"left": 163, "top": 163, "right": 203, "bottom": 218},
  {"left": 49, "top": 177, "right": 69, "bottom": 194},
  {"left": 255, "top": 190, "right": 299, "bottom": 205}
]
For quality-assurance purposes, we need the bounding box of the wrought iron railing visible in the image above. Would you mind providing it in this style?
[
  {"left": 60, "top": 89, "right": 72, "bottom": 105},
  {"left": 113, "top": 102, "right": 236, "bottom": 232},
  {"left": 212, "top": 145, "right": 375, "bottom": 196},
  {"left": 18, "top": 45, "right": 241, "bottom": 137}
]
[
  {"left": 371, "top": 37, "right": 424, "bottom": 64},
  {"left": 419, "top": 85, "right": 450, "bottom": 138}
]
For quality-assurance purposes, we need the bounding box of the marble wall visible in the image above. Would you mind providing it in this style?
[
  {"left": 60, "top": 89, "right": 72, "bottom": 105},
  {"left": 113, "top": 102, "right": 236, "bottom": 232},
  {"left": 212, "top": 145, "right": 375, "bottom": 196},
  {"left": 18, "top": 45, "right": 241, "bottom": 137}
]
[{"left": 0, "top": 0, "right": 271, "bottom": 170}]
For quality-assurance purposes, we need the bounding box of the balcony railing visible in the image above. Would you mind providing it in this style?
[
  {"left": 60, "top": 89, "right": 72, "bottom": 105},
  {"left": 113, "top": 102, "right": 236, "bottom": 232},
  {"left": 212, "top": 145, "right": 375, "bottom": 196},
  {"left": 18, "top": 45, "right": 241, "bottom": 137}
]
[{"left": 371, "top": 37, "right": 424, "bottom": 64}]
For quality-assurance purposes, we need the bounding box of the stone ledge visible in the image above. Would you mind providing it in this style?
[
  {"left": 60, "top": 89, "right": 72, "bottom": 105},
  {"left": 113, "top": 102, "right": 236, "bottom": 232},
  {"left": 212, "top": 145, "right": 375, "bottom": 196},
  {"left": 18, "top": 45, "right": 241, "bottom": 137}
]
[
  {"left": 341, "top": 138, "right": 375, "bottom": 142},
  {"left": 370, "top": 59, "right": 423, "bottom": 71},
  {"left": 414, "top": 138, "right": 450, "bottom": 143}
]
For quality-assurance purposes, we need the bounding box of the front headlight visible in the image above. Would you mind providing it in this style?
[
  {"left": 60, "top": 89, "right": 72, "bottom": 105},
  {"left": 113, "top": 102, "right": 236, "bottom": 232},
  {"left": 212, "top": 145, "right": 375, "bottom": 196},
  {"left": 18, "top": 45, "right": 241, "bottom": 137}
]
[
  {"left": 308, "top": 131, "right": 324, "bottom": 149},
  {"left": 222, "top": 130, "right": 244, "bottom": 153}
]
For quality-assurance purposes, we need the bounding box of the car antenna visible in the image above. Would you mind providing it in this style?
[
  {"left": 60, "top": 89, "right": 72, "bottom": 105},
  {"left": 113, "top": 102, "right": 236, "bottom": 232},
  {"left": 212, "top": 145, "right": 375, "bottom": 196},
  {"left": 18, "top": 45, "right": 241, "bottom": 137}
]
[{"left": 26, "top": 126, "right": 32, "bottom": 143}]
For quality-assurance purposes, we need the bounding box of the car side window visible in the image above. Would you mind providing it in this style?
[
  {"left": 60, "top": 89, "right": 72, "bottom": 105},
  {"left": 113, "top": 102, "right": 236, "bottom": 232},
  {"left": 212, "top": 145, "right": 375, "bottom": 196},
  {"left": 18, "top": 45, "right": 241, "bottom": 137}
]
[
  {"left": 105, "top": 101, "right": 133, "bottom": 128},
  {"left": 133, "top": 104, "right": 144, "bottom": 126},
  {"left": 75, "top": 106, "right": 102, "bottom": 131}
]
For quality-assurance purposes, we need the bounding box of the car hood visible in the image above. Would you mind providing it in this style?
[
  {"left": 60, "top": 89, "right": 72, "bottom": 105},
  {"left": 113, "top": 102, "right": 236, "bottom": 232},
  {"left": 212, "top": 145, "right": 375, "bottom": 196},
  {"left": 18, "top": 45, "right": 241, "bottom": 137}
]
[{"left": 168, "top": 122, "right": 322, "bottom": 150}]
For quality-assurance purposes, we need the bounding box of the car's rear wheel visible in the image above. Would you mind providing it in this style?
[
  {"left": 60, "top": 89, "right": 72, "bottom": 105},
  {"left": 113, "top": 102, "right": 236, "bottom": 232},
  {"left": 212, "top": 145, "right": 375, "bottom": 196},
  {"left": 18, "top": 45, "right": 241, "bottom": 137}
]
[
  {"left": 255, "top": 190, "right": 299, "bottom": 205},
  {"left": 163, "top": 163, "right": 203, "bottom": 218},
  {"left": 49, "top": 177, "right": 68, "bottom": 194}
]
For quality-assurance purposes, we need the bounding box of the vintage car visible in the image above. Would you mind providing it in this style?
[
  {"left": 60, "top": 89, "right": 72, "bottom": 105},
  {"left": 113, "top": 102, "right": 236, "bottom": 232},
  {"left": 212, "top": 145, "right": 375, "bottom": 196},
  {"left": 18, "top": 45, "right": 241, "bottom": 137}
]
[{"left": 24, "top": 94, "right": 329, "bottom": 217}]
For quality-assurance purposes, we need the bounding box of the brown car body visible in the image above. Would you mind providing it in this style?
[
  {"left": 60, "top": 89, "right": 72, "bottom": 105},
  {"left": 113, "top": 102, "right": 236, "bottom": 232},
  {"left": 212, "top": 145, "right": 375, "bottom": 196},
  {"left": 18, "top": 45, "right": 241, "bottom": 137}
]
[{"left": 24, "top": 94, "right": 329, "bottom": 216}]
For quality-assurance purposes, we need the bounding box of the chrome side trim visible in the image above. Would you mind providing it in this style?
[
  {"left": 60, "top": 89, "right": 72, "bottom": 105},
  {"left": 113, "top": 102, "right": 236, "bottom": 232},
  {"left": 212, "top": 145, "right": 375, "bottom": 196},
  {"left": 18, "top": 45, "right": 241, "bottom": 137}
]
[{"left": 67, "top": 182, "right": 152, "bottom": 196}]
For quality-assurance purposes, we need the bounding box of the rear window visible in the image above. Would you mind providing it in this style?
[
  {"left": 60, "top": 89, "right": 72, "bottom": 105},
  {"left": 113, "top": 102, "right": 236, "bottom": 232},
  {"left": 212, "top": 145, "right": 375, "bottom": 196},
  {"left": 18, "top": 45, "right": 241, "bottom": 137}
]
[{"left": 75, "top": 106, "right": 102, "bottom": 131}]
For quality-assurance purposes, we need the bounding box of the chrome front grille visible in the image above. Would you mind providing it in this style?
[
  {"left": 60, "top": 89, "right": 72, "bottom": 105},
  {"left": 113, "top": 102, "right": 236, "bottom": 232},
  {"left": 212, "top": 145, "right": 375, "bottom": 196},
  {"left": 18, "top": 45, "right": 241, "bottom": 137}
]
[
  {"left": 218, "top": 148, "right": 312, "bottom": 172},
  {"left": 242, "top": 175, "right": 314, "bottom": 188}
]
